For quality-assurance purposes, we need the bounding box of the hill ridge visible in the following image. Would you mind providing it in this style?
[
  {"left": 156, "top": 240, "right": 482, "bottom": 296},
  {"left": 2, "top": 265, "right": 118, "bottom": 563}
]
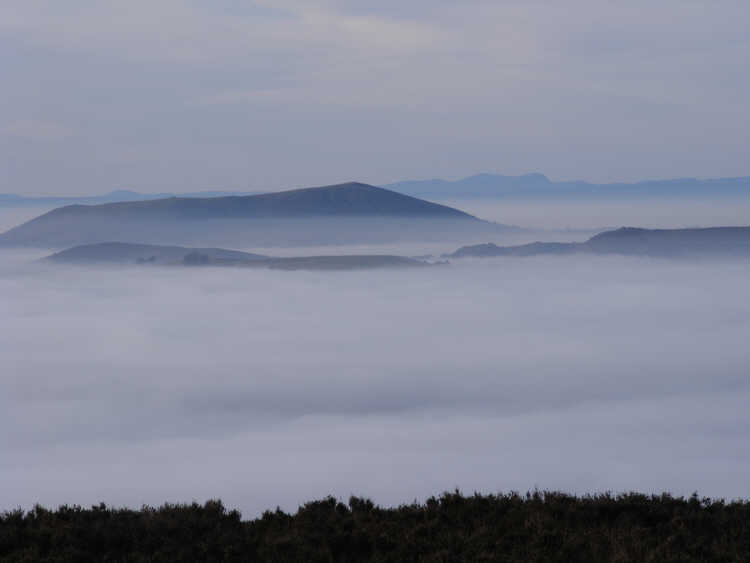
[
  {"left": 449, "top": 225, "right": 750, "bottom": 258},
  {"left": 45, "top": 241, "right": 433, "bottom": 271},
  {"left": 13, "top": 182, "right": 475, "bottom": 220},
  {"left": 0, "top": 182, "right": 486, "bottom": 248}
]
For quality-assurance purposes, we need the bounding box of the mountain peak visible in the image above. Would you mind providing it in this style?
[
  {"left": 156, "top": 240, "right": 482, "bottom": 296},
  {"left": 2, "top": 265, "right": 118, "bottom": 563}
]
[{"left": 0, "top": 181, "right": 488, "bottom": 248}]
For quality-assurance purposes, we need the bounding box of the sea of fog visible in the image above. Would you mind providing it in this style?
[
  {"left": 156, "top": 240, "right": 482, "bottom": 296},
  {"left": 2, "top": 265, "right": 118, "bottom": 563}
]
[
  {"left": 3, "top": 240, "right": 750, "bottom": 516},
  {"left": 437, "top": 196, "right": 750, "bottom": 230}
]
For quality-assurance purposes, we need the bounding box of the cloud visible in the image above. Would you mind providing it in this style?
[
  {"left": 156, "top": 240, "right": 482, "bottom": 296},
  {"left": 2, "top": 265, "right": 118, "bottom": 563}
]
[
  {"left": 0, "top": 0, "right": 748, "bottom": 191},
  {"left": 2, "top": 119, "right": 72, "bottom": 140},
  {"left": 0, "top": 0, "right": 440, "bottom": 64},
  {"left": 2, "top": 248, "right": 750, "bottom": 515}
]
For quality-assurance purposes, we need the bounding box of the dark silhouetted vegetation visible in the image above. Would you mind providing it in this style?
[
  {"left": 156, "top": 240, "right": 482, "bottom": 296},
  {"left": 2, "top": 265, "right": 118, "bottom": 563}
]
[{"left": 3, "top": 491, "right": 750, "bottom": 562}]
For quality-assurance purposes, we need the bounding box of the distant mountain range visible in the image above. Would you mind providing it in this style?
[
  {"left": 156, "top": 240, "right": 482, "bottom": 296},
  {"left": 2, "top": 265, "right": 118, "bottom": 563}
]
[
  {"left": 449, "top": 226, "right": 750, "bottom": 258},
  {"left": 46, "top": 242, "right": 433, "bottom": 271},
  {"left": 0, "top": 182, "right": 501, "bottom": 248},
  {"left": 4, "top": 174, "right": 750, "bottom": 208},
  {"left": 385, "top": 173, "right": 750, "bottom": 199}
]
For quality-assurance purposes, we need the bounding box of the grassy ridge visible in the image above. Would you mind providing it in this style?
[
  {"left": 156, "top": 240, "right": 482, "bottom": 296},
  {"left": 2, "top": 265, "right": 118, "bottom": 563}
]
[{"left": 2, "top": 491, "right": 750, "bottom": 562}]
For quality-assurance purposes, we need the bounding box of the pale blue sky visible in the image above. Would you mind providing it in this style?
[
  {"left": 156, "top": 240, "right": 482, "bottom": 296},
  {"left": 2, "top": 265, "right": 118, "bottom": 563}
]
[{"left": 2, "top": 0, "right": 749, "bottom": 194}]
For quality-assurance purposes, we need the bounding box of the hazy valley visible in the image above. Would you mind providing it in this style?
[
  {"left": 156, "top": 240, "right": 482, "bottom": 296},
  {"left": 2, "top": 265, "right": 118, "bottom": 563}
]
[
  {"left": 3, "top": 181, "right": 750, "bottom": 521},
  {"left": 4, "top": 0, "right": 750, "bottom": 557}
]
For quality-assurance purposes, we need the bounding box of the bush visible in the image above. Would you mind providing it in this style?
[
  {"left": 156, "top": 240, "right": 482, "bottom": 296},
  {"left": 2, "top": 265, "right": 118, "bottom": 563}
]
[{"left": 2, "top": 491, "right": 750, "bottom": 562}]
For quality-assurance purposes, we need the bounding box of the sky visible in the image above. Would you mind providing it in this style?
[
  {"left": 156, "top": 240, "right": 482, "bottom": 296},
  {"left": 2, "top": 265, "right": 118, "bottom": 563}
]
[
  {"left": 3, "top": 250, "right": 750, "bottom": 515},
  {"left": 1, "top": 0, "right": 749, "bottom": 195}
]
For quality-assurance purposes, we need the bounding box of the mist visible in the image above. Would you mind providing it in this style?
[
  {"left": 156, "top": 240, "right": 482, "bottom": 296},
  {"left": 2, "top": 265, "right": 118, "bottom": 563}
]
[
  {"left": 437, "top": 196, "right": 750, "bottom": 231},
  {"left": 3, "top": 245, "right": 750, "bottom": 516}
]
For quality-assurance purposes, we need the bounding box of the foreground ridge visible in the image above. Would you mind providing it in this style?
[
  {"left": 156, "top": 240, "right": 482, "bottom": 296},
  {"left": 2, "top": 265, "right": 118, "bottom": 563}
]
[{"left": 3, "top": 491, "right": 750, "bottom": 562}]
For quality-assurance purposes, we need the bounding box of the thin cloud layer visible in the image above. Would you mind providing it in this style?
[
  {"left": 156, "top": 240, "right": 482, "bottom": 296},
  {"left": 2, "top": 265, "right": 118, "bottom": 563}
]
[
  {"left": 2, "top": 250, "right": 750, "bottom": 515},
  {"left": 1, "top": 1, "right": 748, "bottom": 193}
]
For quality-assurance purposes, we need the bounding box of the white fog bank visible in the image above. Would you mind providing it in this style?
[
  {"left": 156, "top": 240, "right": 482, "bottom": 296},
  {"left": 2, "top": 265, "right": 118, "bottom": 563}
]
[
  {"left": 439, "top": 197, "right": 750, "bottom": 231},
  {"left": 2, "top": 251, "right": 750, "bottom": 516}
]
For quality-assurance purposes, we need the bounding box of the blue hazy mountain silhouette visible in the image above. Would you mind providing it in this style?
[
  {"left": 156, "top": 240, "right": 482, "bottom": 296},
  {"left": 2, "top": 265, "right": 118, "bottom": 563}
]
[
  {"left": 450, "top": 226, "right": 750, "bottom": 258},
  {"left": 0, "top": 182, "right": 495, "bottom": 248},
  {"left": 386, "top": 174, "right": 750, "bottom": 199}
]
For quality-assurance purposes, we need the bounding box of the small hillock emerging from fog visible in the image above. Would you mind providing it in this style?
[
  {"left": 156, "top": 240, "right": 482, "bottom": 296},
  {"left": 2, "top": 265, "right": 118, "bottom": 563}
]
[
  {"left": 3, "top": 491, "right": 750, "bottom": 562},
  {"left": 46, "top": 242, "right": 433, "bottom": 271},
  {"left": 450, "top": 226, "right": 750, "bottom": 258},
  {"left": 46, "top": 242, "right": 268, "bottom": 264},
  {"left": 0, "top": 182, "right": 499, "bottom": 248}
]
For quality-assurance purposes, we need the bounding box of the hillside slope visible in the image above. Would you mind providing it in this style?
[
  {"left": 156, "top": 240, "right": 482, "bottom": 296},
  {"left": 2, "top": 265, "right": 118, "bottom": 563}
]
[
  {"left": 46, "top": 242, "right": 267, "bottom": 264},
  {"left": 0, "top": 182, "right": 491, "bottom": 248},
  {"left": 450, "top": 226, "right": 750, "bottom": 258},
  {"left": 45, "top": 242, "right": 433, "bottom": 271}
]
